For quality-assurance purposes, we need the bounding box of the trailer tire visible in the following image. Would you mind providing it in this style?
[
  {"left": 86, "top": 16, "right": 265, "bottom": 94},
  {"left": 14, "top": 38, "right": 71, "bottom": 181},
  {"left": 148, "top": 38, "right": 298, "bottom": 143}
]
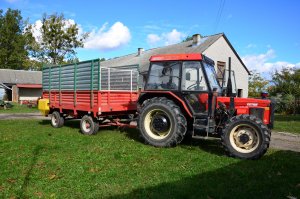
[
  {"left": 138, "top": 97, "right": 187, "bottom": 147},
  {"left": 221, "top": 114, "right": 270, "bottom": 160},
  {"left": 80, "top": 115, "right": 99, "bottom": 135},
  {"left": 51, "top": 111, "right": 64, "bottom": 128}
]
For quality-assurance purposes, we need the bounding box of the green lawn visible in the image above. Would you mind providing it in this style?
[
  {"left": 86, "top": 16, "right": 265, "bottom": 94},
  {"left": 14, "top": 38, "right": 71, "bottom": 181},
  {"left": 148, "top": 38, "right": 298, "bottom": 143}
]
[
  {"left": 0, "top": 102, "right": 39, "bottom": 114},
  {"left": 274, "top": 114, "right": 300, "bottom": 134},
  {"left": 0, "top": 119, "right": 299, "bottom": 198}
]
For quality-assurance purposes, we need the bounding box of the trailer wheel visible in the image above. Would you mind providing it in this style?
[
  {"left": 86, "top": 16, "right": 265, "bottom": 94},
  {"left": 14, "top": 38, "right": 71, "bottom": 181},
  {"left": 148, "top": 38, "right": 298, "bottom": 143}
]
[
  {"left": 138, "top": 97, "right": 187, "bottom": 147},
  {"left": 51, "top": 111, "right": 64, "bottom": 128},
  {"left": 221, "top": 114, "right": 270, "bottom": 159},
  {"left": 80, "top": 115, "right": 99, "bottom": 135}
]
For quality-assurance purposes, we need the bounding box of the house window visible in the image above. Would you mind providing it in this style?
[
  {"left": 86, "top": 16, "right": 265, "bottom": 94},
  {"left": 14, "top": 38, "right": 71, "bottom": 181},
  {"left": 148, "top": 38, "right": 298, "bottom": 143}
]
[
  {"left": 238, "top": 89, "right": 243, "bottom": 97},
  {"left": 216, "top": 61, "right": 226, "bottom": 85}
]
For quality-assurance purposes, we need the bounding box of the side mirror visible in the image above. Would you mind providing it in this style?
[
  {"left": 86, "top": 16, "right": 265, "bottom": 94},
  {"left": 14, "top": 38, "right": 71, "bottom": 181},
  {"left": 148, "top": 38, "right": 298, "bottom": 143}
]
[{"left": 186, "top": 72, "right": 191, "bottom": 81}]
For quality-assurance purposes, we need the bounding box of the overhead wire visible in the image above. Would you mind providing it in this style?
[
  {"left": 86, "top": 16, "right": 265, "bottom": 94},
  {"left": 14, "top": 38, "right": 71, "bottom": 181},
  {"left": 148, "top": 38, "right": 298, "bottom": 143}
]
[{"left": 214, "top": 0, "right": 226, "bottom": 32}]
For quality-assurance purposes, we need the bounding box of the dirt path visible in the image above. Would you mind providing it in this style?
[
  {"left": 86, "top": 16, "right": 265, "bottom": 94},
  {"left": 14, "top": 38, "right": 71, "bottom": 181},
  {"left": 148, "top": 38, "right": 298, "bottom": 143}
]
[
  {"left": 0, "top": 112, "right": 49, "bottom": 120},
  {"left": 270, "top": 131, "right": 300, "bottom": 152},
  {"left": 0, "top": 113, "right": 299, "bottom": 152}
]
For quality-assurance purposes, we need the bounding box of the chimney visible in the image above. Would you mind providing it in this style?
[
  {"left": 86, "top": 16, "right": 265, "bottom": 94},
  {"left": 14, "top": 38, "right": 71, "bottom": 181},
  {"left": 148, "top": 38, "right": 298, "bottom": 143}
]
[
  {"left": 137, "top": 48, "right": 144, "bottom": 56},
  {"left": 192, "top": 34, "right": 201, "bottom": 46}
]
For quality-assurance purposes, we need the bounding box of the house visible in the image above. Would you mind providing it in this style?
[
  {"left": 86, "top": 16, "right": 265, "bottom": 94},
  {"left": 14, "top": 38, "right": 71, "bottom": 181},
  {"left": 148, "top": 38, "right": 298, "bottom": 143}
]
[
  {"left": 0, "top": 69, "right": 42, "bottom": 104},
  {"left": 101, "top": 33, "right": 250, "bottom": 97}
]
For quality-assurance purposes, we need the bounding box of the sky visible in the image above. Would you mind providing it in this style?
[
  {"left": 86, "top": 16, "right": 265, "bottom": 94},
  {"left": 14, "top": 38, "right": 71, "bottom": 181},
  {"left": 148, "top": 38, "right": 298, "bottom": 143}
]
[{"left": 1, "top": 0, "right": 300, "bottom": 78}]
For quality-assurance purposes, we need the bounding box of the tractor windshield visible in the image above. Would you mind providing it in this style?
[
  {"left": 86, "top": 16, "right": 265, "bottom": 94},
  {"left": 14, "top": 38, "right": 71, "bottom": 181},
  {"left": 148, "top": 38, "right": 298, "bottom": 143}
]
[
  {"left": 203, "top": 62, "right": 221, "bottom": 92},
  {"left": 146, "top": 62, "right": 180, "bottom": 90}
]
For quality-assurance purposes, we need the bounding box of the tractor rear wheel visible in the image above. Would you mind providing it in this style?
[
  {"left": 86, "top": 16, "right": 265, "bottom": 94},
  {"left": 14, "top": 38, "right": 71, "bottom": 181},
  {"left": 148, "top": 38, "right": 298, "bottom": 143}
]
[
  {"left": 138, "top": 97, "right": 187, "bottom": 147},
  {"left": 221, "top": 114, "right": 270, "bottom": 159},
  {"left": 80, "top": 115, "right": 99, "bottom": 135},
  {"left": 51, "top": 111, "right": 64, "bottom": 128}
]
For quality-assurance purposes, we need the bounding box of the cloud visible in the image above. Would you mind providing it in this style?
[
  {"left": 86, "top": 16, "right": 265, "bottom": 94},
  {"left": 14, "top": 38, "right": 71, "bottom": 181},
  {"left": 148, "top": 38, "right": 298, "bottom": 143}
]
[
  {"left": 162, "top": 29, "right": 186, "bottom": 45},
  {"left": 246, "top": 43, "right": 257, "bottom": 49},
  {"left": 147, "top": 34, "right": 161, "bottom": 46},
  {"left": 84, "top": 22, "right": 131, "bottom": 51},
  {"left": 30, "top": 20, "right": 43, "bottom": 42},
  {"left": 146, "top": 29, "right": 185, "bottom": 46},
  {"left": 242, "top": 49, "right": 300, "bottom": 76}
]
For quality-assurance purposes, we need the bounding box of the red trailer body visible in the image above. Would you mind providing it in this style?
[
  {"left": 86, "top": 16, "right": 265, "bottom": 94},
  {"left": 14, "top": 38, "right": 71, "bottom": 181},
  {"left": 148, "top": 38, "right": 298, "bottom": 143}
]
[
  {"left": 43, "top": 90, "right": 138, "bottom": 118},
  {"left": 39, "top": 59, "right": 139, "bottom": 120}
]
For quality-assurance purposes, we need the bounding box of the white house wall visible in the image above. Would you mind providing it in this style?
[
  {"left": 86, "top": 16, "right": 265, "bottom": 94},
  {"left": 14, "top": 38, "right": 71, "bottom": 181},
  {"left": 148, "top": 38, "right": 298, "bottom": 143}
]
[{"left": 203, "top": 37, "right": 249, "bottom": 97}]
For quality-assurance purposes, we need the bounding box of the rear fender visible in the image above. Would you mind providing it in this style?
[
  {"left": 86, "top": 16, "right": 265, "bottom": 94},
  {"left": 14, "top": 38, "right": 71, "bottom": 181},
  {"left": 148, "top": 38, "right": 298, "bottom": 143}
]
[{"left": 138, "top": 91, "right": 193, "bottom": 118}]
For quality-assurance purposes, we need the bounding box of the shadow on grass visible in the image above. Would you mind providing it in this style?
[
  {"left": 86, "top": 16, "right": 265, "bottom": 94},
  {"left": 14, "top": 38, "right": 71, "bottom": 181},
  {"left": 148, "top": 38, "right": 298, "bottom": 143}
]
[
  {"left": 181, "top": 138, "right": 225, "bottom": 157},
  {"left": 120, "top": 126, "right": 225, "bottom": 157},
  {"left": 108, "top": 150, "right": 300, "bottom": 199},
  {"left": 18, "top": 145, "right": 43, "bottom": 198}
]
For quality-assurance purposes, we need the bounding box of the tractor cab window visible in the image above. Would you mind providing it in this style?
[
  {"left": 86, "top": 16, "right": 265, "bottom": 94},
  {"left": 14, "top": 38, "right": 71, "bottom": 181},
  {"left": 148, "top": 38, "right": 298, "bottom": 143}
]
[
  {"left": 182, "top": 61, "right": 208, "bottom": 91},
  {"left": 203, "top": 62, "right": 221, "bottom": 92},
  {"left": 146, "top": 62, "right": 180, "bottom": 90}
]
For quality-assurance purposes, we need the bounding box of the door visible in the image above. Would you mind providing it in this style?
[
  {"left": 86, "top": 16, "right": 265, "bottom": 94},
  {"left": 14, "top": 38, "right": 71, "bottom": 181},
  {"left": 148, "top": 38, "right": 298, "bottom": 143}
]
[{"left": 181, "top": 61, "right": 209, "bottom": 114}]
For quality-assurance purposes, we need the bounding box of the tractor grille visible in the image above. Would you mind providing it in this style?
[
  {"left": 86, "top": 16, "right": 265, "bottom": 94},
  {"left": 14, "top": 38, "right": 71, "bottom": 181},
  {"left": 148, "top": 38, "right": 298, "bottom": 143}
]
[{"left": 250, "top": 108, "right": 264, "bottom": 121}]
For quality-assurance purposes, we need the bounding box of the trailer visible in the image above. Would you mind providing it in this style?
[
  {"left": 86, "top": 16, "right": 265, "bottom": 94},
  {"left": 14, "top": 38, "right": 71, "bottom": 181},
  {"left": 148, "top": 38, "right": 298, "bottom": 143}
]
[{"left": 38, "top": 59, "right": 139, "bottom": 134}]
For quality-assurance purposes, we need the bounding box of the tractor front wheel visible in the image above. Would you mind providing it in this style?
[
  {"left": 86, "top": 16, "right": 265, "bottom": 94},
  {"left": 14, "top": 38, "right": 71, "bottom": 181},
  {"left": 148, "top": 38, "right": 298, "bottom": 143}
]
[
  {"left": 51, "top": 111, "right": 64, "bottom": 128},
  {"left": 80, "top": 115, "right": 99, "bottom": 135},
  {"left": 138, "top": 97, "right": 187, "bottom": 147},
  {"left": 221, "top": 114, "right": 271, "bottom": 159}
]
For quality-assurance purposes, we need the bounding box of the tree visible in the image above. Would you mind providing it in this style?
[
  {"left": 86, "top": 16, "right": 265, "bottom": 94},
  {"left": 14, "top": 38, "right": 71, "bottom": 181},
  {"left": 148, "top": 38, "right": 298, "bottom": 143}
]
[
  {"left": 248, "top": 70, "right": 269, "bottom": 98},
  {"left": 182, "top": 35, "right": 193, "bottom": 42},
  {"left": 31, "top": 13, "right": 89, "bottom": 65},
  {"left": 0, "top": 9, "right": 29, "bottom": 69},
  {"left": 269, "top": 67, "right": 300, "bottom": 114}
]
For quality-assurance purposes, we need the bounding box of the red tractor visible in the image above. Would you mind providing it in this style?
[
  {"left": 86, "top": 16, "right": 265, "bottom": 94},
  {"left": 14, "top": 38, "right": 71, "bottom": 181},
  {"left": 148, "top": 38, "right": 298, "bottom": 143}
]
[{"left": 137, "top": 53, "right": 274, "bottom": 159}]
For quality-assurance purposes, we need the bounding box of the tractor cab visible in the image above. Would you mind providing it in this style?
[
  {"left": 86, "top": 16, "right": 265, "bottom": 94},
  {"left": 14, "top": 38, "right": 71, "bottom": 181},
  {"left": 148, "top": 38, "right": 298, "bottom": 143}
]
[
  {"left": 146, "top": 54, "right": 221, "bottom": 93},
  {"left": 144, "top": 53, "right": 223, "bottom": 116}
]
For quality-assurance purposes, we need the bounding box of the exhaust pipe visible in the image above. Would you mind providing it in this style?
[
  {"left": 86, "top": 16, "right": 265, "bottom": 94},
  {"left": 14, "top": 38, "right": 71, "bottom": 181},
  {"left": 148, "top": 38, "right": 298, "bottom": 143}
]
[{"left": 226, "top": 57, "right": 233, "bottom": 97}]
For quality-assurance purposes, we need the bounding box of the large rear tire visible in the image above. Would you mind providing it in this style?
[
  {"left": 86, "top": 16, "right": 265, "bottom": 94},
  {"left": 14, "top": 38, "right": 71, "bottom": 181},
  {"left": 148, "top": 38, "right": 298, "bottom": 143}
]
[
  {"left": 80, "top": 115, "right": 99, "bottom": 135},
  {"left": 51, "top": 111, "right": 64, "bottom": 128},
  {"left": 138, "top": 97, "right": 187, "bottom": 147},
  {"left": 221, "top": 114, "right": 271, "bottom": 159}
]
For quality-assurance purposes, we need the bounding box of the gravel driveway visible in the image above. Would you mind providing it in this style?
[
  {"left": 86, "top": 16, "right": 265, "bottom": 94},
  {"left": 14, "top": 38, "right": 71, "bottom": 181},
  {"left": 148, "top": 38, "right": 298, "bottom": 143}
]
[{"left": 0, "top": 113, "right": 299, "bottom": 152}]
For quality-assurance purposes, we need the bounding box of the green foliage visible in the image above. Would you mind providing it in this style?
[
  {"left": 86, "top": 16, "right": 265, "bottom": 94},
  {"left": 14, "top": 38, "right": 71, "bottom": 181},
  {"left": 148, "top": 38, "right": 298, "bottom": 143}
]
[
  {"left": 182, "top": 35, "right": 193, "bottom": 42},
  {"left": 248, "top": 70, "right": 269, "bottom": 98},
  {"left": 269, "top": 67, "right": 300, "bottom": 114},
  {"left": 0, "top": 9, "right": 31, "bottom": 69},
  {"left": 30, "top": 13, "right": 89, "bottom": 65},
  {"left": 270, "top": 67, "right": 300, "bottom": 97}
]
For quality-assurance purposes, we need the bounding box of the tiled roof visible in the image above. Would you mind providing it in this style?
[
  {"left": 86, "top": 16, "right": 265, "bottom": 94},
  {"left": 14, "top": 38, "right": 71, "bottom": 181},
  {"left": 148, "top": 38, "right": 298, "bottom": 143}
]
[
  {"left": 0, "top": 69, "right": 42, "bottom": 85},
  {"left": 101, "top": 33, "right": 224, "bottom": 72}
]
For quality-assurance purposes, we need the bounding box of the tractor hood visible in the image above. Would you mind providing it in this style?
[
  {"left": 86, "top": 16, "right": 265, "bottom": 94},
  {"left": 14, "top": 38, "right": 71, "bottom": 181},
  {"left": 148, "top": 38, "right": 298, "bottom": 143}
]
[
  {"left": 217, "top": 97, "right": 271, "bottom": 108},
  {"left": 217, "top": 97, "right": 272, "bottom": 125}
]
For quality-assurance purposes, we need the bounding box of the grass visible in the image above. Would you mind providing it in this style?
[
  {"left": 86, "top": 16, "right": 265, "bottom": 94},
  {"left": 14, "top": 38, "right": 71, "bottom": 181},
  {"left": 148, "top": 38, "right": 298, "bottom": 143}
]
[
  {"left": 0, "top": 119, "right": 299, "bottom": 199},
  {"left": 274, "top": 114, "right": 300, "bottom": 134},
  {"left": 0, "top": 102, "right": 39, "bottom": 114}
]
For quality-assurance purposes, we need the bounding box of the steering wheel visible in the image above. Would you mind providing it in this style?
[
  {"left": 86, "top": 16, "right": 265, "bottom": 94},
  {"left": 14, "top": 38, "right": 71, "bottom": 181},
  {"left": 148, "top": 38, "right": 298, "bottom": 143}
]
[{"left": 186, "top": 83, "right": 198, "bottom": 90}]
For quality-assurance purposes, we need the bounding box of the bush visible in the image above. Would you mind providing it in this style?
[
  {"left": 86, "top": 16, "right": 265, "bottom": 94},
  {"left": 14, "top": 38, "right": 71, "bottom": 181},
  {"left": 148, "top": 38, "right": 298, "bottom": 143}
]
[{"left": 272, "top": 94, "right": 300, "bottom": 114}]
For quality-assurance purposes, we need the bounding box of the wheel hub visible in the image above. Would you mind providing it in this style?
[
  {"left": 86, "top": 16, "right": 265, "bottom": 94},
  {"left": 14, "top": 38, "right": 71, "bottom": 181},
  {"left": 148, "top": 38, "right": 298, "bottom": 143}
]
[
  {"left": 151, "top": 114, "right": 170, "bottom": 133},
  {"left": 239, "top": 133, "right": 250, "bottom": 144}
]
